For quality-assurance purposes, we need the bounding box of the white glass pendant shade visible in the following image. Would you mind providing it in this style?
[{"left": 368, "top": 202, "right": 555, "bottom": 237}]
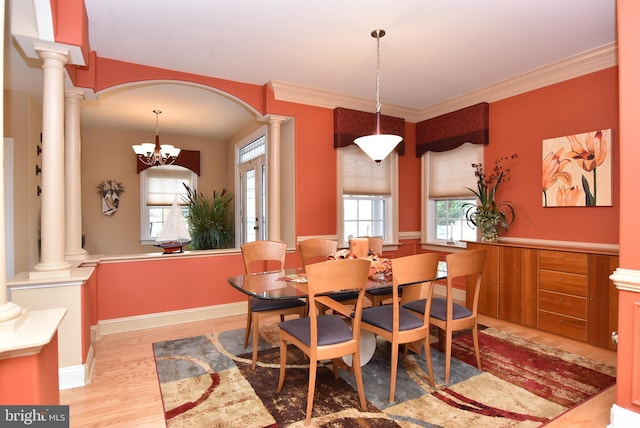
[
  {"left": 355, "top": 29, "right": 402, "bottom": 165},
  {"left": 354, "top": 134, "right": 402, "bottom": 165}
]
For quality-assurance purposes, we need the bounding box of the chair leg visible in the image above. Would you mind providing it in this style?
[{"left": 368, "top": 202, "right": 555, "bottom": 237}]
[
  {"left": 251, "top": 313, "right": 260, "bottom": 369},
  {"left": 305, "top": 358, "right": 318, "bottom": 426},
  {"left": 472, "top": 324, "right": 482, "bottom": 371},
  {"left": 423, "top": 336, "right": 435, "bottom": 386},
  {"left": 352, "top": 352, "right": 367, "bottom": 412},
  {"left": 244, "top": 307, "right": 252, "bottom": 349},
  {"left": 444, "top": 328, "right": 453, "bottom": 384},
  {"left": 276, "top": 337, "right": 287, "bottom": 393},
  {"left": 389, "top": 343, "right": 399, "bottom": 404}
]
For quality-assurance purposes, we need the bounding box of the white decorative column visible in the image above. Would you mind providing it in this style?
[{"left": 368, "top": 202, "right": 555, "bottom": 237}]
[
  {"left": 267, "top": 115, "right": 286, "bottom": 241},
  {"left": 0, "top": 0, "right": 22, "bottom": 324},
  {"left": 64, "top": 89, "right": 87, "bottom": 260},
  {"left": 32, "top": 46, "right": 72, "bottom": 277}
]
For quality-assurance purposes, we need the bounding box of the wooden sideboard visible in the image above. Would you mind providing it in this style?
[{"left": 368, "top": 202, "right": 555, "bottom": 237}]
[{"left": 466, "top": 241, "right": 619, "bottom": 350}]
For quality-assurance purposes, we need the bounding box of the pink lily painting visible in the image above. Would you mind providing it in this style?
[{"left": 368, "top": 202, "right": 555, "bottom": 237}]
[{"left": 542, "top": 129, "right": 612, "bottom": 207}]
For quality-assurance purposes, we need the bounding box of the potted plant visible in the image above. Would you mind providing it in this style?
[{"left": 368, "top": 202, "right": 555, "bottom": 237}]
[
  {"left": 183, "top": 184, "right": 234, "bottom": 249},
  {"left": 463, "top": 154, "right": 517, "bottom": 242}
]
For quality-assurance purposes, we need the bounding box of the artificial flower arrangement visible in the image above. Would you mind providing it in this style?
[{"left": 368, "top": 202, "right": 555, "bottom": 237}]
[
  {"left": 327, "top": 249, "right": 392, "bottom": 278},
  {"left": 463, "top": 153, "right": 517, "bottom": 242}
]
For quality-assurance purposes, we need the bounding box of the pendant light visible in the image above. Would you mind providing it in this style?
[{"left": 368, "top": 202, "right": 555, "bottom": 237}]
[
  {"left": 354, "top": 29, "right": 403, "bottom": 165},
  {"left": 132, "top": 110, "right": 181, "bottom": 166}
]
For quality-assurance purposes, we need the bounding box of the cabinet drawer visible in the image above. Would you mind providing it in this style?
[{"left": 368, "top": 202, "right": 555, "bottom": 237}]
[
  {"left": 539, "top": 250, "right": 588, "bottom": 274},
  {"left": 539, "top": 310, "right": 587, "bottom": 341},
  {"left": 539, "top": 290, "right": 587, "bottom": 318},
  {"left": 539, "top": 269, "right": 587, "bottom": 296}
]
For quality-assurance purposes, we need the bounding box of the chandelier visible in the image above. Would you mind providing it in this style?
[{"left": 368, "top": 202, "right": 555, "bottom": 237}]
[
  {"left": 132, "top": 110, "right": 181, "bottom": 167},
  {"left": 354, "top": 29, "right": 403, "bottom": 165}
]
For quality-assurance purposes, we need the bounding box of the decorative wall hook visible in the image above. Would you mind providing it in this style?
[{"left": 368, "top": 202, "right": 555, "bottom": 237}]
[{"left": 35, "top": 165, "right": 42, "bottom": 175}]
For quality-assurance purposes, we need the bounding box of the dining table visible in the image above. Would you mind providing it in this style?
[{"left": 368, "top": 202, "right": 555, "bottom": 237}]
[{"left": 226, "top": 260, "right": 448, "bottom": 365}]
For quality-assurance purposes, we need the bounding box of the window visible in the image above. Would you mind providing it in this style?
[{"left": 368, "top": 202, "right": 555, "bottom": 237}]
[
  {"left": 423, "top": 142, "right": 482, "bottom": 245},
  {"left": 140, "top": 165, "right": 197, "bottom": 244},
  {"left": 236, "top": 131, "right": 267, "bottom": 245},
  {"left": 338, "top": 144, "right": 398, "bottom": 246}
]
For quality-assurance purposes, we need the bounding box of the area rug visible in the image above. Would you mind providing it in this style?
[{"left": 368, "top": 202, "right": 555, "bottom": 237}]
[{"left": 152, "top": 324, "right": 616, "bottom": 427}]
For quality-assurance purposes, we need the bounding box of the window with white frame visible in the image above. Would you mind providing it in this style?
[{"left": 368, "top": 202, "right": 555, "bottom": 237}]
[
  {"left": 140, "top": 165, "right": 197, "bottom": 244},
  {"left": 338, "top": 144, "right": 398, "bottom": 246},
  {"left": 237, "top": 133, "right": 267, "bottom": 245},
  {"left": 423, "top": 142, "right": 482, "bottom": 244}
]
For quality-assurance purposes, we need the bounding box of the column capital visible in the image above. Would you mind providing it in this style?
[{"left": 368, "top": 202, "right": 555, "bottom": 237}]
[
  {"left": 34, "top": 43, "right": 70, "bottom": 64},
  {"left": 65, "top": 88, "right": 85, "bottom": 100}
]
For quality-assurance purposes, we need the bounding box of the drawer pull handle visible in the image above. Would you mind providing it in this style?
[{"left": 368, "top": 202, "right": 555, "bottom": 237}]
[{"left": 559, "top": 298, "right": 563, "bottom": 302}]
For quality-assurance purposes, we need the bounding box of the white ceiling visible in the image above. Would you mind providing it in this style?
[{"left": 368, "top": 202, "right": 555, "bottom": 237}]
[{"left": 5, "top": 0, "right": 617, "bottom": 141}]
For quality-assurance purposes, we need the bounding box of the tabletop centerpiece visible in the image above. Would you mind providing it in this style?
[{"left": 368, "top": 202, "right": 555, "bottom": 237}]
[{"left": 463, "top": 153, "right": 517, "bottom": 243}]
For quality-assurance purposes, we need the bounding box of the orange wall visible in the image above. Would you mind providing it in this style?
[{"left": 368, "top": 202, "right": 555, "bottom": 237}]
[
  {"left": 70, "top": 57, "right": 622, "bottom": 321},
  {"left": 488, "top": 67, "right": 619, "bottom": 244},
  {"left": 614, "top": 0, "right": 640, "bottom": 414},
  {"left": 96, "top": 255, "right": 247, "bottom": 319},
  {"left": 0, "top": 334, "right": 60, "bottom": 404}
]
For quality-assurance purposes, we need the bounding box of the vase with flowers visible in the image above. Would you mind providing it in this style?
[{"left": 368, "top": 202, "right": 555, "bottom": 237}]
[{"left": 463, "top": 154, "right": 517, "bottom": 242}]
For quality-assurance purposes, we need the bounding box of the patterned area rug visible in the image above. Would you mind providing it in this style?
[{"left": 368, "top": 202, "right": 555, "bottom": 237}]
[{"left": 152, "top": 324, "right": 616, "bottom": 427}]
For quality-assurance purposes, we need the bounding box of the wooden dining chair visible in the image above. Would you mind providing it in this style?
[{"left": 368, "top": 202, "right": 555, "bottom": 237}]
[
  {"left": 299, "top": 238, "right": 359, "bottom": 314},
  {"left": 299, "top": 238, "right": 338, "bottom": 270},
  {"left": 403, "top": 248, "right": 486, "bottom": 384},
  {"left": 241, "top": 240, "right": 307, "bottom": 369},
  {"left": 359, "top": 253, "right": 439, "bottom": 403},
  {"left": 367, "top": 236, "right": 384, "bottom": 255},
  {"left": 277, "top": 258, "right": 370, "bottom": 426},
  {"left": 348, "top": 237, "right": 370, "bottom": 258},
  {"left": 357, "top": 236, "right": 394, "bottom": 306}
]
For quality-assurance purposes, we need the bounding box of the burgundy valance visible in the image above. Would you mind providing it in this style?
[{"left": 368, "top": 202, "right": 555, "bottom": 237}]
[
  {"left": 334, "top": 107, "right": 405, "bottom": 155},
  {"left": 136, "top": 149, "right": 201, "bottom": 175},
  {"left": 415, "top": 102, "right": 489, "bottom": 157}
]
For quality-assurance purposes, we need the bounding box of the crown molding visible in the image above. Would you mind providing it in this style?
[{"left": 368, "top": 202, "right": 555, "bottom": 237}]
[
  {"left": 270, "top": 42, "right": 618, "bottom": 123},
  {"left": 268, "top": 81, "right": 421, "bottom": 122}
]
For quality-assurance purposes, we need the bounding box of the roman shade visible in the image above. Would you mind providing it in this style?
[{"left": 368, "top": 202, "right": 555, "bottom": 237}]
[
  {"left": 145, "top": 166, "right": 193, "bottom": 206},
  {"left": 334, "top": 107, "right": 405, "bottom": 155},
  {"left": 416, "top": 102, "right": 489, "bottom": 157},
  {"left": 342, "top": 145, "right": 392, "bottom": 195}
]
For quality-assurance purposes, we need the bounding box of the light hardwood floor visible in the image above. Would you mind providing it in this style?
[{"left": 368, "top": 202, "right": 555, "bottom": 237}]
[{"left": 60, "top": 313, "right": 617, "bottom": 427}]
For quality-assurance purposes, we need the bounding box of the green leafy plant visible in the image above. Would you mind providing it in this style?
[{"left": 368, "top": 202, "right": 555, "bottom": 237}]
[
  {"left": 463, "top": 154, "right": 517, "bottom": 241},
  {"left": 183, "top": 184, "right": 234, "bottom": 249}
]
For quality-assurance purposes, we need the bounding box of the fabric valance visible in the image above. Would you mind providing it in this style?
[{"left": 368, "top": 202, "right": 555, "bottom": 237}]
[
  {"left": 415, "top": 102, "right": 489, "bottom": 157},
  {"left": 137, "top": 149, "right": 201, "bottom": 175},
  {"left": 334, "top": 107, "right": 405, "bottom": 155}
]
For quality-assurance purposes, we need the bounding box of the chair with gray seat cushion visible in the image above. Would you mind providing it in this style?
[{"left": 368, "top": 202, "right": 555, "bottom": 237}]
[
  {"left": 359, "top": 252, "right": 440, "bottom": 403},
  {"left": 241, "top": 240, "right": 307, "bottom": 369},
  {"left": 354, "top": 236, "right": 395, "bottom": 306},
  {"left": 299, "top": 238, "right": 360, "bottom": 314},
  {"left": 277, "top": 258, "right": 371, "bottom": 426},
  {"left": 403, "top": 249, "right": 486, "bottom": 384}
]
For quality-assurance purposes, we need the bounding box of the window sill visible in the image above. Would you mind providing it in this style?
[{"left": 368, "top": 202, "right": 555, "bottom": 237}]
[{"left": 420, "top": 240, "right": 468, "bottom": 252}]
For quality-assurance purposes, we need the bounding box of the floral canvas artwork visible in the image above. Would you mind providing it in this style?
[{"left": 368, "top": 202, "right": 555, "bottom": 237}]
[{"left": 542, "top": 129, "right": 612, "bottom": 207}]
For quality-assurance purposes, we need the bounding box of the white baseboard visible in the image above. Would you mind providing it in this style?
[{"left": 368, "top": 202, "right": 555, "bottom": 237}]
[
  {"left": 58, "top": 344, "right": 95, "bottom": 390},
  {"left": 97, "top": 302, "right": 247, "bottom": 335},
  {"left": 609, "top": 404, "right": 640, "bottom": 428}
]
